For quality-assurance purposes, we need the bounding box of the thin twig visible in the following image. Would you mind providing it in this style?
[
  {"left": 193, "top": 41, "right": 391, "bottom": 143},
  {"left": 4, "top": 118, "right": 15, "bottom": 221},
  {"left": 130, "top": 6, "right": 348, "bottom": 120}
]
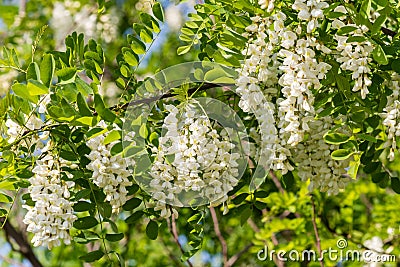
[
  {"left": 170, "top": 210, "right": 193, "bottom": 267},
  {"left": 111, "top": 82, "right": 234, "bottom": 111},
  {"left": 311, "top": 196, "right": 324, "bottom": 267},
  {"left": 226, "top": 243, "right": 253, "bottom": 267},
  {"left": 209, "top": 206, "right": 228, "bottom": 266},
  {"left": 269, "top": 170, "right": 285, "bottom": 194}
]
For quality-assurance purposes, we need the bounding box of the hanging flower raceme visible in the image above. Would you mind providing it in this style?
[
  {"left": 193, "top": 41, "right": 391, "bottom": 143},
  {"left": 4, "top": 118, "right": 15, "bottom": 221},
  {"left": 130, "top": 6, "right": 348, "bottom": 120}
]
[
  {"left": 237, "top": 13, "right": 294, "bottom": 175},
  {"left": 86, "top": 121, "right": 133, "bottom": 212},
  {"left": 150, "top": 102, "right": 241, "bottom": 218},
  {"left": 293, "top": 116, "right": 351, "bottom": 195},
  {"left": 23, "top": 155, "right": 76, "bottom": 249},
  {"left": 382, "top": 74, "right": 400, "bottom": 161},
  {"left": 331, "top": 6, "right": 373, "bottom": 99}
]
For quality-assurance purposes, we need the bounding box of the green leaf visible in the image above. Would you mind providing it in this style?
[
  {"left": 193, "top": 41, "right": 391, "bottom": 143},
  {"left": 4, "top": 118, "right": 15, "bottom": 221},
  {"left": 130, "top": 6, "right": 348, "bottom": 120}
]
[
  {"left": 391, "top": 177, "right": 400, "bottom": 194},
  {"left": 104, "top": 130, "right": 121, "bottom": 145},
  {"left": 146, "top": 220, "right": 158, "bottom": 240},
  {"left": 73, "top": 201, "right": 95, "bottom": 212},
  {"left": 372, "top": 45, "right": 388, "bottom": 65},
  {"left": 77, "top": 92, "right": 93, "bottom": 117},
  {"left": 364, "top": 161, "right": 381, "bottom": 174},
  {"left": 125, "top": 210, "right": 144, "bottom": 224},
  {"left": 348, "top": 154, "right": 360, "bottom": 179},
  {"left": 346, "top": 36, "right": 368, "bottom": 43},
  {"left": 337, "top": 26, "right": 359, "bottom": 35},
  {"left": 360, "top": 0, "right": 372, "bottom": 21},
  {"left": 0, "top": 193, "right": 12, "bottom": 203},
  {"left": 240, "top": 206, "right": 252, "bottom": 226},
  {"left": 94, "top": 94, "right": 116, "bottom": 122},
  {"left": 12, "top": 83, "right": 38, "bottom": 103},
  {"left": 177, "top": 45, "right": 191, "bottom": 55},
  {"left": 152, "top": 2, "right": 164, "bottom": 22},
  {"left": 79, "top": 250, "right": 104, "bottom": 262},
  {"left": 110, "top": 142, "right": 123, "bottom": 156},
  {"left": 122, "top": 197, "right": 142, "bottom": 211},
  {"left": 105, "top": 233, "right": 124, "bottom": 242},
  {"left": 27, "top": 80, "right": 49, "bottom": 95},
  {"left": 331, "top": 149, "right": 354, "bottom": 160},
  {"left": 139, "top": 124, "right": 148, "bottom": 139},
  {"left": 232, "top": 193, "right": 249, "bottom": 205},
  {"left": 40, "top": 54, "right": 55, "bottom": 87},
  {"left": 204, "top": 68, "right": 236, "bottom": 84},
  {"left": 324, "top": 132, "right": 350, "bottom": 145},
  {"left": 98, "top": 202, "right": 112, "bottom": 218},
  {"left": 130, "top": 36, "right": 146, "bottom": 54},
  {"left": 123, "top": 51, "right": 138, "bottom": 67},
  {"left": 56, "top": 67, "right": 77, "bottom": 84},
  {"left": 73, "top": 216, "right": 99, "bottom": 229},
  {"left": 27, "top": 62, "right": 40, "bottom": 81}
]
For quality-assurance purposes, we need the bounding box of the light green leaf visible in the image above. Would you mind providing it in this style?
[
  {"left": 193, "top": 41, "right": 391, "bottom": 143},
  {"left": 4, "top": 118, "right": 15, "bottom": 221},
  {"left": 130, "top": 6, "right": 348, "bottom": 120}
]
[
  {"left": 372, "top": 44, "right": 388, "bottom": 65},
  {"left": 27, "top": 80, "right": 48, "bottom": 95},
  {"left": 40, "top": 54, "right": 55, "bottom": 88},
  {"left": 104, "top": 130, "right": 121, "bottom": 145},
  {"left": 331, "top": 149, "right": 354, "bottom": 160}
]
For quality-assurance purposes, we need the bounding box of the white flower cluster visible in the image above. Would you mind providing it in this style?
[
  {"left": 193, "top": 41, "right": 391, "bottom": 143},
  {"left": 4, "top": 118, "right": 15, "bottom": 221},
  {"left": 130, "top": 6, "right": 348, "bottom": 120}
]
[
  {"left": 258, "top": 0, "right": 275, "bottom": 12},
  {"left": 23, "top": 155, "right": 76, "bottom": 249},
  {"left": 238, "top": 13, "right": 293, "bottom": 175},
  {"left": 294, "top": 116, "right": 350, "bottom": 195},
  {"left": 332, "top": 6, "right": 373, "bottom": 99},
  {"left": 86, "top": 122, "right": 133, "bottom": 212},
  {"left": 150, "top": 103, "right": 240, "bottom": 217},
  {"left": 236, "top": 0, "right": 353, "bottom": 194},
  {"left": 5, "top": 115, "right": 45, "bottom": 144},
  {"left": 382, "top": 74, "right": 400, "bottom": 161},
  {"left": 278, "top": 35, "right": 332, "bottom": 146},
  {"left": 293, "top": 0, "right": 329, "bottom": 33}
]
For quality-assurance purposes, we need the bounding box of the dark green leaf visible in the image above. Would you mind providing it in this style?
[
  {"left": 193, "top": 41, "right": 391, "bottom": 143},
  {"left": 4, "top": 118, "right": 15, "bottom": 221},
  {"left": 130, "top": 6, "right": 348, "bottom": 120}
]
[
  {"left": 391, "top": 177, "right": 400, "bottom": 194},
  {"left": 79, "top": 250, "right": 104, "bottom": 262},
  {"left": 74, "top": 201, "right": 95, "bottom": 212},
  {"left": 105, "top": 233, "right": 124, "bottom": 242},
  {"left": 125, "top": 210, "right": 144, "bottom": 224},
  {"left": 98, "top": 202, "right": 112, "bottom": 218},
  {"left": 152, "top": 2, "right": 164, "bottom": 22},
  {"left": 122, "top": 197, "right": 142, "bottom": 211},
  {"left": 146, "top": 220, "right": 158, "bottom": 240},
  {"left": 73, "top": 216, "right": 98, "bottom": 229}
]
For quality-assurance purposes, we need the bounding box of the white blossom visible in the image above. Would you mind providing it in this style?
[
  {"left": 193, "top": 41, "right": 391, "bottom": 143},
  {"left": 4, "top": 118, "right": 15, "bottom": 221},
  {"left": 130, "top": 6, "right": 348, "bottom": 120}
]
[
  {"left": 86, "top": 122, "right": 133, "bottom": 212},
  {"left": 23, "top": 155, "right": 77, "bottom": 249}
]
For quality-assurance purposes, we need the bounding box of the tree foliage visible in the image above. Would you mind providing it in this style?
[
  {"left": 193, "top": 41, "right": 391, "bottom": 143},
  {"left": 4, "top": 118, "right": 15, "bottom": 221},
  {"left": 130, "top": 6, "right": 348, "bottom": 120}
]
[{"left": 0, "top": 0, "right": 400, "bottom": 266}]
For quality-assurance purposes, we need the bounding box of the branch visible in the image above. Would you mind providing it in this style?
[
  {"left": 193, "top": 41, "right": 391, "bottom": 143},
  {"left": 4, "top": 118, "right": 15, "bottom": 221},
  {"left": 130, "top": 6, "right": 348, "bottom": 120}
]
[
  {"left": 310, "top": 196, "right": 324, "bottom": 267},
  {"left": 381, "top": 26, "right": 397, "bottom": 37},
  {"left": 209, "top": 206, "right": 228, "bottom": 266},
  {"left": 170, "top": 210, "right": 193, "bottom": 267},
  {"left": 111, "top": 82, "right": 234, "bottom": 111},
  {"left": 269, "top": 171, "right": 285, "bottom": 194},
  {"left": 226, "top": 243, "right": 253, "bottom": 267},
  {"left": 0, "top": 217, "right": 43, "bottom": 267}
]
